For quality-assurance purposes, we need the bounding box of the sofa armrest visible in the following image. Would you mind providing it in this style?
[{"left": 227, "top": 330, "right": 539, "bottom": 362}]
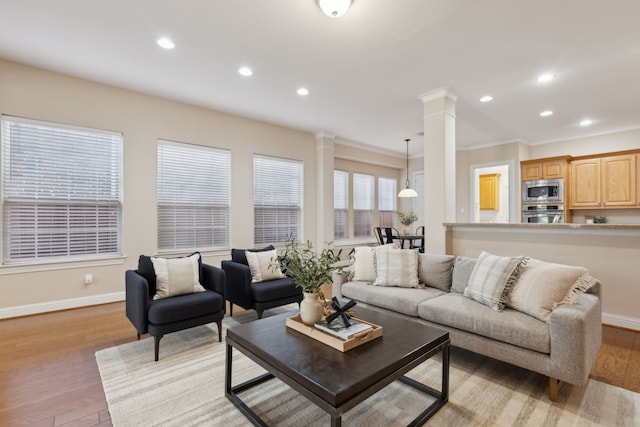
[
  {"left": 332, "top": 270, "right": 351, "bottom": 299},
  {"left": 221, "top": 260, "right": 253, "bottom": 308},
  {"left": 202, "top": 264, "right": 226, "bottom": 302},
  {"left": 125, "top": 269, "right": 150, "bottom": 335},
  {"left": 549, "top": 290, "right": 602, "bottom": 385}
]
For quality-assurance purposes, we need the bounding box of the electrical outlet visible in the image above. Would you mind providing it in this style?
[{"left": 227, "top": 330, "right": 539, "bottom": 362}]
[{"left": 84, "top": 274, "right": 93, "bottom": 285}]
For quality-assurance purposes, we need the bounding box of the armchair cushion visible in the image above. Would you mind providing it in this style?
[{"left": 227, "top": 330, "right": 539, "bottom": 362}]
[
  {"left": 250, "top": 277, "right": 299, "bottom": 302},
  {"left": 231, "top": 245, "right": 275, "bottom": 265},
  {"left": 147, "top": 289, "right": 224, "bottom": 324},
  {"left": 246, "top": 249, "right": 285, "bottom": 283},
  {"left": 151, "top": 253, "right": 205, "bottom": 300}
]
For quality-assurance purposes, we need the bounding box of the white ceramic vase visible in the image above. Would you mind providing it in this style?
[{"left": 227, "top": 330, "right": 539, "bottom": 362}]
[
  {"left": 403, "top": 225, "right": 413, "bottom": 235},
  {"left": 300, "top": 291, "right": 324, "bottom": 325}
]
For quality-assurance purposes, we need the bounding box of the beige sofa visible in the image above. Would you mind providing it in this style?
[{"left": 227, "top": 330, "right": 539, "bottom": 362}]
[{"left": 332, "top": 248, "right": 602, "bottom": 401}]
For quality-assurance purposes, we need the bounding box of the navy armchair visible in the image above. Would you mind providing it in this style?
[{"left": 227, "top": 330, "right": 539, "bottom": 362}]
[
  {"left": 221, "top": 246, "right": 302, "bottom": 319},
  {"left": 125, "top": 254, "right": 226, "bottom": 361}
]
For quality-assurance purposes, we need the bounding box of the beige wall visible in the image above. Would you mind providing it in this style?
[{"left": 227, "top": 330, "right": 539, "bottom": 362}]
[{"left": 0, "top": 59, "right": 319, "bottom": 311}]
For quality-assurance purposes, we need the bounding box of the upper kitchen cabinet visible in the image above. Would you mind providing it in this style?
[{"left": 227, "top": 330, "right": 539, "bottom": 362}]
[
  {"left": 521, "top": 157, "right": 569, "bottom": 181},
  {"left": 570, "top": 152, "right": 637, "bottom": 209}
]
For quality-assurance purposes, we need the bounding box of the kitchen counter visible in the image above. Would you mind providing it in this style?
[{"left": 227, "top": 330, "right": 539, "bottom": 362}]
[{"left": 444, "top": 222, "right": 640, "bottom": 231}]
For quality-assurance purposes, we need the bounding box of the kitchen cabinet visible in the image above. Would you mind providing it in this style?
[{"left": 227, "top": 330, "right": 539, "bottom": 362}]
[
  {"left": 570, "top": 153, "right": 636, "bottom": 209},
  {"left": 479, "top": 173, "right": 499, "bottom": 210},
  {"left": 521, "top": 157, "right": 568, "bottom": 181}
]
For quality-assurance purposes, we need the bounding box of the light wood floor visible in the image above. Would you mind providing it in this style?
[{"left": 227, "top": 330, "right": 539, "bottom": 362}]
[{"left": 1, "top": 302, "right": 638, "bottom": 427}]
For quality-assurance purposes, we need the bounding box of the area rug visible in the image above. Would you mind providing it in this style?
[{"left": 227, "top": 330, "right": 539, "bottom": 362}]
[{"left": 96, "top": 306, "right": 639, "bottom": 426}]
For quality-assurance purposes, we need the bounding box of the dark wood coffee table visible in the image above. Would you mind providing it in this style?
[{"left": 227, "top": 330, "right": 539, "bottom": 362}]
[{"left": 225, "top": 307, "right": 449, "bottom": 426}]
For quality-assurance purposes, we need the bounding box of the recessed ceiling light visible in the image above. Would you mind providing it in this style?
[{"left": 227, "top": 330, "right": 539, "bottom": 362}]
[
  {"left": 537, "top": 73, "right": 555, "bottom": 83},
  {"left": 296, "top": 87, "right": 309, "bottom": 96},
  {"left": 480, "top": 95, "right": 493, "bottom": 103},
  {"left": 540, "top": 110, "right": 553, "bottom": 117},
  {"left": 156, "top": 37, "right": 175, "bottom": 49},
  {"left": 580, "top": 119, "right": 593, "bottom": 126},
  {"left": 238, "top": 66, "right": 253, "bottom": 77}
]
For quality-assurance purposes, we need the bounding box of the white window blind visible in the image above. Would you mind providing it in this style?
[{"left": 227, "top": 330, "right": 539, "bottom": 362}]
[
  {"left": 353, "top": 173, "right": 374, "bottom": 238},
  {"left": 333, "top": 170, "right": 349, "bottom": 239},
  {"left": 157, "top": 140, "right": 230, "bottom": 251},
  {"left": 1, "top": 116, "right": 122, "bottom": 263},
  {"left": 378, "top": 177, "right": 397, "bottom": 227},
  {"left": 253, "top": 155, "right": 303, "bottom": 245}
]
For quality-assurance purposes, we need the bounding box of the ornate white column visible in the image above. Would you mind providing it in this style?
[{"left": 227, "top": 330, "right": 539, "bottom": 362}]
[
  {"left": 419, "top": 89, "right": 457, "bottom": 254},
  {"left": 315, "top": 132, "right": 336, "bottom": 248}
]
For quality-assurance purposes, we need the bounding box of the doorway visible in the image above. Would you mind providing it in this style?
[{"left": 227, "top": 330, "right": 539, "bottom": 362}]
[{"left": 470, "top": 162, "right": 515, "bottom": 223}]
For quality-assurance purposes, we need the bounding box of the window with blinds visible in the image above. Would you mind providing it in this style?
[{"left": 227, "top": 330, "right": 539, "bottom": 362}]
[
  {"left": 353, "top": 173, "right": 374, "bottom": 238},
  {"left": 333, "top": 170, "right": 349, "bottom": 239},
  {"left": 1, "top": 116, "right": 123, "bottom": 264},
  {"left": 253, "top": 155, "right": 303, "bottom": 245},
  {"left": 157, "top": 140, "right": 230, "bottom": 251},
  {"left": 378, "top": 176, "right": 397, "bottom": 227}
]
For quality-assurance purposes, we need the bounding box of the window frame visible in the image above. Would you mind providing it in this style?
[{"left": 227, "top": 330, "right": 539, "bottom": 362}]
[
  {"left": 333, "top": 169, "right": 349, "bottom": 240},
  {"left": 352, "top": 172, "right": 375, "bottom": 238}
]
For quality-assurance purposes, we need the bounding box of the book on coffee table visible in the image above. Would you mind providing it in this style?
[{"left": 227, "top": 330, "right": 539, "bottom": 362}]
[{"left": 314, "top": 317, "right": 373, "bottom": 340}]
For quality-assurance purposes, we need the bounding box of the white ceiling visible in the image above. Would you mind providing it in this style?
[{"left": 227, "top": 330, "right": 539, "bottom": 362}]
[{"left": 1, "top": 0, "right": 639, "bottom": 156}]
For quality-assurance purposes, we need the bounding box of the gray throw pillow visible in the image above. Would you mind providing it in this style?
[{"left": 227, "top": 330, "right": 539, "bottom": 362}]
[
  {"left": 451, "top": 256, "right": 476, "bottom": 293},
  {"left": 418, "top": 253, "right": 455, "bottom": 291}
]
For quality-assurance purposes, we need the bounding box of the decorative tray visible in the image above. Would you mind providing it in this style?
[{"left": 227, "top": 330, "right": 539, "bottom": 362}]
[{"left": 285, "top": 314, "right": 383, "bottom": 352}]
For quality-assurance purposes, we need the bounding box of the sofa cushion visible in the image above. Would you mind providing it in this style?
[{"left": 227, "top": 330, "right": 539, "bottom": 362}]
[
  {"left": 151, "top": 253, "right": 206, "bottom": 300},
  {"left": 245, "top": 249, "right": 285, "bottom": 283},
  {"left": 351, "top": 246, "right": 376, "bottom": 283},
  {"left": 342, "top": 281, "right": 444, "bottom": 317},
  {"left": 418, "top": 253, "right": 455, "bottom": 291},
  {"left": 418, "top": 293, "right": 550, "bottom": 353},
  {"left": 231, "top": 245, "right": 275, "bottom": 265},
  {"left": 373, "top": 246, "right": 419, "bottom": 288},
  {"left": 463, "top": 251, "right": 526, "bottom": 311},
  {"left": 148, "top": 289, "right": 224, "bottom": 325},
  {"left": 507, "top": 257, "right": 599, "bottom": 322},
  {"left": 451, "top": 256, "right": 476, "bottom": 293}
]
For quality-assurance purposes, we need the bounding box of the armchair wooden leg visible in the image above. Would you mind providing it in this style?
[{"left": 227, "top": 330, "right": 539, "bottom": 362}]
[
  {"left": 229, "top": 303, "right": 233, "bottom": 317},
  {"left": 549, "top": 377, "right": 559, "bottom": 401},
  {"left": 216, "top": 320, "right": 222, "bottom": 342},
  {"left": 257, "top": 309, "right": 264, "bottom": 319},
  {"left": 137, "top": 332, "right": 141, "bottom": 340},
  {"left": 154, "top": 335, "right": 163, "bottom": 362}
]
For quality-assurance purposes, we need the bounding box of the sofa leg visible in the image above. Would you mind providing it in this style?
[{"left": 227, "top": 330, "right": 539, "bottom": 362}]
[
  {"left": 137, "top": 332, "right": 141, "bottom": 340},
  {"left": 549, "top": 377, "right": 559, "bottom": 401},
  {"left": 216, "top": 320, "right": 222, "bottom": 342},
  {"left": 154, "top": 335, "right": 163, "bottom": 362},
  {"left": 257, "top": 309, "right": 264, "bottom": 319}
]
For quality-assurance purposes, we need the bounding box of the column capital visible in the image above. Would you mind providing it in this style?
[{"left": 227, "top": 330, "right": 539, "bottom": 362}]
[{"left": 419, "top": 88, "right": 457, "bottom": 104}]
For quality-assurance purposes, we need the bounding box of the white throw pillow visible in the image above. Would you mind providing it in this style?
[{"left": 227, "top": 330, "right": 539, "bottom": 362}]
[
  {"left": 373, "top": 246, "right": 419, "bottom": 288},
  {"left": 351, "top": 247, "right": 377, "bottom": 283},
  {"left": 245, "top": 249, "right": 285, "bottom": 283},
  {"left": 151, "top": 253, "right": 205, "bottom": 300},
  {"left": 463, "top": 251, "right": 526, "bottom": 311},
  {"left": 507, "top": 258, "right": 598, "bottom": 322}
]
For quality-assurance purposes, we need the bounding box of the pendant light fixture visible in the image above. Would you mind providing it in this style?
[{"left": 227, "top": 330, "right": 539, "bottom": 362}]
[
  {"left": 316, "top": 0, "right": 352, "bottom": 18},
  {"left": 398, "top": 138, "right": 418, "bottom": 198}
]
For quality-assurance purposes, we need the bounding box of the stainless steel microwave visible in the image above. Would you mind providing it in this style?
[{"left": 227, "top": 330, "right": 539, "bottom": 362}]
[{"left": 522, "top": 179, "right": 564, "bottom": 204}]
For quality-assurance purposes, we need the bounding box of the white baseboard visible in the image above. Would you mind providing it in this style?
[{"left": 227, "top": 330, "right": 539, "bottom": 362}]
[
  {"left": 0, "top": 292, "right": 125, "bottom": 319},
  {"left": 602, "top": 312, "right": 640, "bottom": 331}
]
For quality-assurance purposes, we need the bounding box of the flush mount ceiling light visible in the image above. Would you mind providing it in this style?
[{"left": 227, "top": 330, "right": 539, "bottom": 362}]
[
  {"left": 398, "top": 138, "right": 418, "bottom": 198},
  {"left": 238, "top": 66, "right": 253, "bottom": 77},
  {"left": 156, "top": 37, "right": 175, "bottom": 49},
  {"left": 580, "top": 119, "right": 593, "bottom": 126},
  {"left": 480, "top": 95, "right": 493, "bottom": 103},
  {"left": 316, "top": 0, "right": 352, "bottom": 18},
  {"left": 296, "top": 87, "right": 309, "bottom": 96},
  {"left": 537, "top": 73, "right": 555, "bottom": 83},
  {"left": 540, "top": 110, "right": 553, "bottom": 117}
]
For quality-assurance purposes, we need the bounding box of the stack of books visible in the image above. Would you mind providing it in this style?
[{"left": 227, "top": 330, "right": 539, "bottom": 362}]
[{"left": 314, "top": 317, "right": 373, "bottom": 341}]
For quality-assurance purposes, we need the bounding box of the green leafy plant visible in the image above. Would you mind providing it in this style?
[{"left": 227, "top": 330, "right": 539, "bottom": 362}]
[
  {"left": 270, "top": 235, "right": 353, "bottom": 293},
  {"left": 397, "top": 209, "right": 418, "bottom": 226}
]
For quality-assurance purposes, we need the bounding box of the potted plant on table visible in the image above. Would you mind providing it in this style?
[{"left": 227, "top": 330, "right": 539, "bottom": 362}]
[
  {"left": 271, "top": 235, "right": 352, "bottom": 325},
  {"left": 397, "top": 209, "right": 418, "bottom": 235}
]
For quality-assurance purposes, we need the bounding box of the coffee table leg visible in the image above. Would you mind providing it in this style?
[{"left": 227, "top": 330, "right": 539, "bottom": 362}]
[{"left": 331, "top": 415, "right": 342, "bottom": 427}]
